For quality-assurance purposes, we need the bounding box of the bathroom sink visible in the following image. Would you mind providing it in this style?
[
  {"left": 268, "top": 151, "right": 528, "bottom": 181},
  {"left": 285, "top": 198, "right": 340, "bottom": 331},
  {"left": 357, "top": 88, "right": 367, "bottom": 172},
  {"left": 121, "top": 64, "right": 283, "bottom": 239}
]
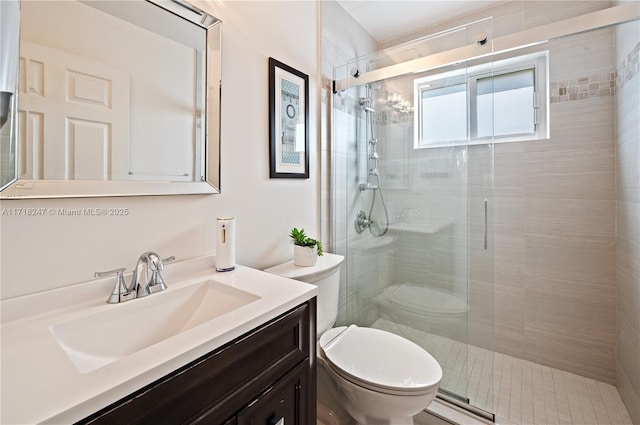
[{"left": 50, "top": 280, "right": 260, "bottom": 373}]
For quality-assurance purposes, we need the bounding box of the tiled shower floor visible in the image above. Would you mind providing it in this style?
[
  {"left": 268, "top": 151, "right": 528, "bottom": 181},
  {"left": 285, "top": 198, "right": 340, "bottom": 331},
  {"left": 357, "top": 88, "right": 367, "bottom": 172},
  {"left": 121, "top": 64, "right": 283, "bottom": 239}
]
[{"left": 372, "top": 319, "right": 633, "bottom": 425}]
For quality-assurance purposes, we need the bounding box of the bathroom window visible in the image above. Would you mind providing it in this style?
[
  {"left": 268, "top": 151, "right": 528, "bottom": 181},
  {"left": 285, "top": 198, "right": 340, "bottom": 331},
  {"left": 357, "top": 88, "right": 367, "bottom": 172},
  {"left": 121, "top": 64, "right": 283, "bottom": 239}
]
[
  {"left": 414, "top": 51, "right": 548, "bottom": 148},
  {"left": 419, "top": 81, "right": 468, "bottom": 145}
]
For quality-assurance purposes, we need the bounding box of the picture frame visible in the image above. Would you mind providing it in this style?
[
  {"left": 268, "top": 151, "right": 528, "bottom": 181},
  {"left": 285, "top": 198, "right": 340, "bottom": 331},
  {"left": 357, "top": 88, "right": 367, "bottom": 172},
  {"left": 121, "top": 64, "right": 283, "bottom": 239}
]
[{"left": 269, "top": 57, "right": 309, "bottom": 179}]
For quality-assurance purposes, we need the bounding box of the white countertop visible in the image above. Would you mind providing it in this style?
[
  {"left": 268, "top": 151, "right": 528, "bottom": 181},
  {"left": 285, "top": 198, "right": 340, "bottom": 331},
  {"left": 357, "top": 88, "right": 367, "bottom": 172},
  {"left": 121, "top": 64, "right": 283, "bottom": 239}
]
[{"left": 0, "top": 255, "right": 318, "bottom": 424}]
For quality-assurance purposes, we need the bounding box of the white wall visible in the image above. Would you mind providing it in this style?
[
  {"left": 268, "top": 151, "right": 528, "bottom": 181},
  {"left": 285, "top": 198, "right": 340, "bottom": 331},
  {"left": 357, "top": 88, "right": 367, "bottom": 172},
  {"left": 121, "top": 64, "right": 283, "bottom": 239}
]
[{"left": 0, "top": 1, "right": 320, "bottom": 299}]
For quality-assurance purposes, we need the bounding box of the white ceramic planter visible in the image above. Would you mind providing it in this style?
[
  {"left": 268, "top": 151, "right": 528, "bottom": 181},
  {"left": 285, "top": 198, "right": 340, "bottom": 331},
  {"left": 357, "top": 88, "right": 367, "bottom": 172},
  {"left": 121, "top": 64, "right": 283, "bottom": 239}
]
[{"left": 294, "top": 245, "right": 318, "bottom": 267}]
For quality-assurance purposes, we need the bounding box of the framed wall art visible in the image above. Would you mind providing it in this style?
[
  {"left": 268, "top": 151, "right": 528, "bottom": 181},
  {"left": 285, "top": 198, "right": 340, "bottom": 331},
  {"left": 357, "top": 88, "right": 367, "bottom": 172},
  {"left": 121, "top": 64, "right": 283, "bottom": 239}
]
[{"left": 268, "top": 57, "right": 309, "bottom": 179}]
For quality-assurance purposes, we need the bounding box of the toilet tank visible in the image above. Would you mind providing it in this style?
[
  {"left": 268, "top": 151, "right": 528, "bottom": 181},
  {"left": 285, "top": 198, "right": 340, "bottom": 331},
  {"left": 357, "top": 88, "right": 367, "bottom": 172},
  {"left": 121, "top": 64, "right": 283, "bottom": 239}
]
[{"left": 264, "top": 253, "right": 344, "bottom": 336}]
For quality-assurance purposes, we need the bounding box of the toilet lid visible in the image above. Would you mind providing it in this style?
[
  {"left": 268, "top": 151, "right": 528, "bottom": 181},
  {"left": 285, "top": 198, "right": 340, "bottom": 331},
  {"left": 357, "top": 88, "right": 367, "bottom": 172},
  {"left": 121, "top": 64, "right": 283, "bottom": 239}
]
[{"left": 320, "top": 325, "right": 442, "bottom": 395}]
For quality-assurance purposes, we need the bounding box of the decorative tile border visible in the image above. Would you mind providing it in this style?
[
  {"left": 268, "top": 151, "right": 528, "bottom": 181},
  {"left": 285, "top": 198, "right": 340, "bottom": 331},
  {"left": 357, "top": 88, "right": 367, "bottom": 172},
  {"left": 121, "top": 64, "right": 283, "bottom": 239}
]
[
  {"left": 375, "top": 111, "right": 413, "bottom": 124},
  {"left": 547, "top": 40, "right": 638, "bottom": 104},
  {"left": 550, "top": 71, "right": 616, "bottom": 104},
  {"left": 617, "top": 40, "right": 640, "bottom": 89}
]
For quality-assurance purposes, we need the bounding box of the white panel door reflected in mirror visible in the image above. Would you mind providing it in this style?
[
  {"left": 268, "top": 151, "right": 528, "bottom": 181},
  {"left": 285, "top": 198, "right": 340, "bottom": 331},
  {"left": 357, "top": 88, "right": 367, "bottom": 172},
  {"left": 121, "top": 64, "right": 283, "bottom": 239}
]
[{"left": 1, "top": 0, "right": 222, "bottom": 198}]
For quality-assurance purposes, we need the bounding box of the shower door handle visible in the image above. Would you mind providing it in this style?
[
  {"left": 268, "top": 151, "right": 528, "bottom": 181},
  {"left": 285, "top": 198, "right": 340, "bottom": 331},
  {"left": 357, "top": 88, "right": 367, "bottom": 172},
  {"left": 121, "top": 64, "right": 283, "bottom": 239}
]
[{"left": 484, "top": 199, "right": 488, "bottom": 250}]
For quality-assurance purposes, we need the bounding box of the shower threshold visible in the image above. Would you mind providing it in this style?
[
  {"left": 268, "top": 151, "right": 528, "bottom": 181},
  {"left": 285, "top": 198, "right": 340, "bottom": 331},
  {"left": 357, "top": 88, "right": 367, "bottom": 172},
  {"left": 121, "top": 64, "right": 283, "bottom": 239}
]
[{"left": 437, "top": 388, "right": 494, "bottom": 422}]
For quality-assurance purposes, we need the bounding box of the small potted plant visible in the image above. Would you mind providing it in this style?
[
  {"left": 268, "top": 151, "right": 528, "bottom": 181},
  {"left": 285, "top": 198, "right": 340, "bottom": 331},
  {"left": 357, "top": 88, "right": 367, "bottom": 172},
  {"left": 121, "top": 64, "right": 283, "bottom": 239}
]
[{"left": 289, "top": 227, "right": 323, "bottom": 266}]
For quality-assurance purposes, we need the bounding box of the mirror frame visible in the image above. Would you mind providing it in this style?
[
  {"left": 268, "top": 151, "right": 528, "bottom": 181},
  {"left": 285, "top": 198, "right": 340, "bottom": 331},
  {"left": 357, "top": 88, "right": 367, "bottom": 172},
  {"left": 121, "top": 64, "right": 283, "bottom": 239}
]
[{"left": 0, "top": 0, "right": 221, "bottom": 199}]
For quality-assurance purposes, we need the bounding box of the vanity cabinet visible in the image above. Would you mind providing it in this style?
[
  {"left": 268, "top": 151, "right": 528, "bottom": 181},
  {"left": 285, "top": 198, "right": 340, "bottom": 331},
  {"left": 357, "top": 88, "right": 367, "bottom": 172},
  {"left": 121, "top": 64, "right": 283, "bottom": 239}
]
[
  {"left": 77, "top": 299, "right": 316, "bottom": 425},
  {"left": 236, "top": 362, "right": 309, "bottom": 425}
]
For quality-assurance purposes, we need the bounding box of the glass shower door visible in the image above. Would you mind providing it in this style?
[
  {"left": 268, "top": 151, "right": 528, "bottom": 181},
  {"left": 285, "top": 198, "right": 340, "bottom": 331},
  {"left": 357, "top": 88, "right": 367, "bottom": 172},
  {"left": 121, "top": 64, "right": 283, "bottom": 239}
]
[{"left": 334, "top": 52, "right": 495, "bottom": 418}]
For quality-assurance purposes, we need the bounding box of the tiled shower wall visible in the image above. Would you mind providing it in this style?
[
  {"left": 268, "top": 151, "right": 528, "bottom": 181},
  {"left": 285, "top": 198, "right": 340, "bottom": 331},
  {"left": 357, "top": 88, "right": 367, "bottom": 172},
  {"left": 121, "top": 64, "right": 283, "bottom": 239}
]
[
  {"left": 487, "top": 27, "right": 617, "bottom": 384},
  {"left": 375, "top": 2, "right": 619, "bottom": 385},
  {"left": 615, "top": 10, "right": 640, "bottom": 425}
]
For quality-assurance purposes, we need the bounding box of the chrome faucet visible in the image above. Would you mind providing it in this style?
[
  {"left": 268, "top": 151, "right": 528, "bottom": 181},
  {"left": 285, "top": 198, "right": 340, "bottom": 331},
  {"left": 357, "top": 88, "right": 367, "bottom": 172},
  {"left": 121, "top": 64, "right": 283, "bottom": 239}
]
[
  {"left": 96, "top": 252, "right": 175, "bottom": 303},
  {"left": 96, "top": 267, "right": 136, "bottom": 304},
  {"left": 130, "top": 252, "right": 175, "bottom": 298}
]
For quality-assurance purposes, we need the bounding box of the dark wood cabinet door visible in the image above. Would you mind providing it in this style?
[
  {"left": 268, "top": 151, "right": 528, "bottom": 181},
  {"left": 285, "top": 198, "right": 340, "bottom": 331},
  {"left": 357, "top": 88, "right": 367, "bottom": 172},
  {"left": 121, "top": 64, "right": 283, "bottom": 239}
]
[{"left": 236, "top": 362, "right": 309, "bottom": 425}]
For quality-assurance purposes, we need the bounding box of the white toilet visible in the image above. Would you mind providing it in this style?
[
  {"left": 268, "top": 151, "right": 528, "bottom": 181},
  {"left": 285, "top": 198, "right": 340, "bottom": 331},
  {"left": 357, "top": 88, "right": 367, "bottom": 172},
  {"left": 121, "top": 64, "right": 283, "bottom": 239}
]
[{"left": 265, "top": 253, "right": 442, "bottom": 425}]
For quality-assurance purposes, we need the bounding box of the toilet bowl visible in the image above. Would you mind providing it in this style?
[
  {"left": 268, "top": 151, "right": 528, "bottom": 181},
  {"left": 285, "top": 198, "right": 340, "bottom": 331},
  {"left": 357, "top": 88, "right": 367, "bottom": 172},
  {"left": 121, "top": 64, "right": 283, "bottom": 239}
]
[
  {"left": 319, "top": 325, "right": 441, "bottom": 425},
  {"left": 265, "top": 253, "right": 443, "bottom": 425}
]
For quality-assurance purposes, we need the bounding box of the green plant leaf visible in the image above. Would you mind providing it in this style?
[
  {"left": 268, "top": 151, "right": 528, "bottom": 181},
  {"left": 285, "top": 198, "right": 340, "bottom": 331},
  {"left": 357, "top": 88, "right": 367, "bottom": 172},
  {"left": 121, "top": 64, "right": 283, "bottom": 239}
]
[{"left": 289, "top": 227, "right": 323, "bottom": 255}]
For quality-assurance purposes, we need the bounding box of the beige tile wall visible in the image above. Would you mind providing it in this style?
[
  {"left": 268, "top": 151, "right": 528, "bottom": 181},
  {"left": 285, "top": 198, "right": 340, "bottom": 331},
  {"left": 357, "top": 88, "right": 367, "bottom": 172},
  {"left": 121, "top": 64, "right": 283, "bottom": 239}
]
[
  {"left": 615, "top": 11, "right": 640, "bottom": 425},
  {"left": 490, "top": 91, "right": 617, "bottom": 384}
]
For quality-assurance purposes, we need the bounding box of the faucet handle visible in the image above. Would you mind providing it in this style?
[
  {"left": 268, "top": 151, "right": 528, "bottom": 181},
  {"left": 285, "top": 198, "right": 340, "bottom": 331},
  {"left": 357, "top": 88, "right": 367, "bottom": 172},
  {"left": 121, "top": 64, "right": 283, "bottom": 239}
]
[
  {"left": 149, "top": 255, "right": 175, "bottom": 272},
  {"left": 95, "top": 267, "right": 136, "bottom": 304},
  {"left": 147, "top": 255, "right": 175, "bottom": 294}
]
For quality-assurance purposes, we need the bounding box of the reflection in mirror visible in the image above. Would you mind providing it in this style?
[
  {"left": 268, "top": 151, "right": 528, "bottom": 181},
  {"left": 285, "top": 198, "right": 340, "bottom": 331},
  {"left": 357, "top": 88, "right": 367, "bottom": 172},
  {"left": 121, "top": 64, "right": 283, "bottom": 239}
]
[
  {"left": 0, "top": 0, "right": 20, "bottom": 189},
  {"left": 0, "top": 0, "right": 221, "bottom": 198}
]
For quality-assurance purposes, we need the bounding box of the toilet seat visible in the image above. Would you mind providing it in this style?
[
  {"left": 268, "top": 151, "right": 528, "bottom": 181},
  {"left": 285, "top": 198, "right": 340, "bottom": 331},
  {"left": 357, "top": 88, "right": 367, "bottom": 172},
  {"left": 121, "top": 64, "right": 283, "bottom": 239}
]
[{"left": 319, "top": 325, "right": 442, "bottom": 396}]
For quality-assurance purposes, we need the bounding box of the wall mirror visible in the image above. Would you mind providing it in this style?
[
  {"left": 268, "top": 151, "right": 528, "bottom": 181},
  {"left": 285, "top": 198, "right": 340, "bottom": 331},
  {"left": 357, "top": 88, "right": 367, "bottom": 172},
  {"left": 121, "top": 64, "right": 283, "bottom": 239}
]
[{"left": 0, "top": 0, "right": 221, "bottom": 198}]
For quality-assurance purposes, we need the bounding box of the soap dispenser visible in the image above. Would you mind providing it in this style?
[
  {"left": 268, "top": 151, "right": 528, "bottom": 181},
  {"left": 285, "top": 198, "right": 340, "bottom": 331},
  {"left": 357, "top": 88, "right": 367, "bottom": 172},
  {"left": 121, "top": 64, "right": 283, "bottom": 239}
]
[{"left": 216, "top": 217, "right": 235, "bottom": 271}]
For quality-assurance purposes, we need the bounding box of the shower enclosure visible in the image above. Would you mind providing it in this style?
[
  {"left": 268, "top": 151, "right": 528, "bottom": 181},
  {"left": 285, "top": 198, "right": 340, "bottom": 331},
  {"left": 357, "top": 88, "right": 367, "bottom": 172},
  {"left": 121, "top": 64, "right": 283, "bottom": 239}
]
[
  {"left": 333, "top": 21, "right": 497, "bottom": 416},
  {"left": 330, "top": 4, "right": 639, "bottom": 420}
]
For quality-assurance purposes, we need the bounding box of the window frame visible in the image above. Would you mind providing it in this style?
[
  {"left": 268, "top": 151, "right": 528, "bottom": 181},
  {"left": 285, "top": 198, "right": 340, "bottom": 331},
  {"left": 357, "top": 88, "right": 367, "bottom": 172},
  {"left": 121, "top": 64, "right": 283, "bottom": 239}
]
[{"left": 413, "top": 51, "right": 549, "bottom": 149}]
